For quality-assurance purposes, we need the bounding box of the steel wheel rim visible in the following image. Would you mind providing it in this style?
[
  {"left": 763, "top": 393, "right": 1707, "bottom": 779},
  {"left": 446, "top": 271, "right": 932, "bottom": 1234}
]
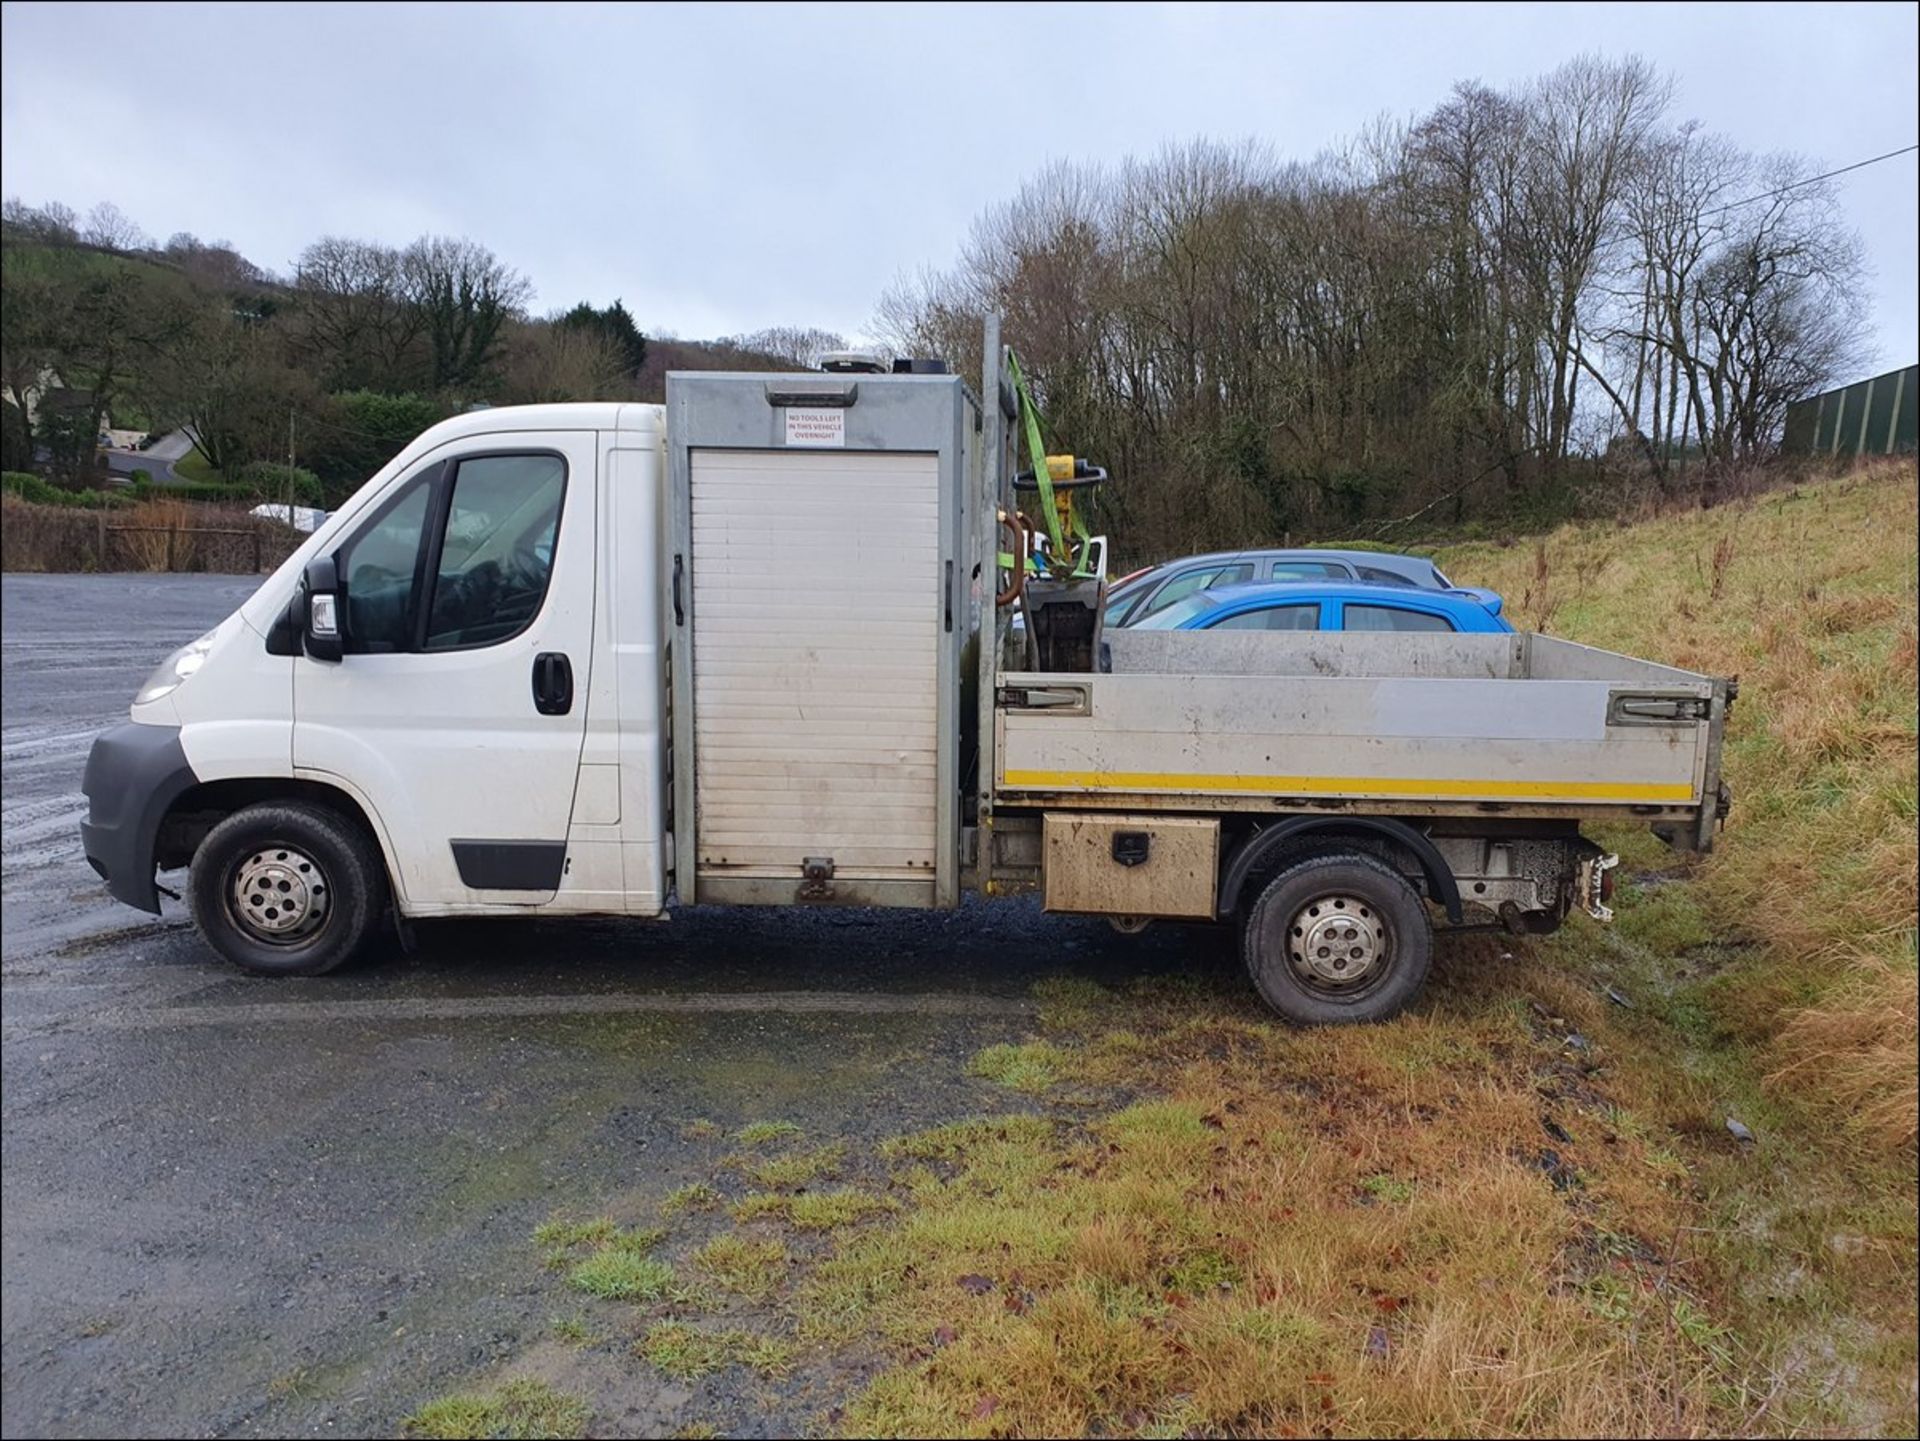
[
  {"left": 227, "top": 844, "right": 331, "bottom": 947},
  {"left": 1285, "top": 891, "right": 1390, "bottom": 995}
]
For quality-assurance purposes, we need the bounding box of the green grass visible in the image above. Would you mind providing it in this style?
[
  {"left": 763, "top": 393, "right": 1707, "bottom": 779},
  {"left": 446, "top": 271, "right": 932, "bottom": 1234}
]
[
  {"left": 637, "top": 1322, "right": 796, "bottom": 1380},
  {"left": 1437, "top": 460, "right": 1918, "bottom": 1149},
  {"left": 731, "top": 1188, "right": 896, "bottom": 1231},
  {"left": 171, "top": 451, "right": 222, "bottom": 484},
  {"left": 881, "top": 1115, "right": 1055, "bottom": 1163},
  {"left": 660, "top": 1182, "right": 722, "bottom": 1217},
  {"left": 403, "top": 1378, "right": 587, "bottom": 1440},
  {"left": 531, "top": 1215, "right": 616, "bottom": 1250},
  {"left": 728, "top": 1141, "right": 844, "bottom": 1189},
  {"left": 550, "top": 1222, "right": 672, "bottom": 1301},
  {"left": 966, "top": 1040, "right": 1071, "bottom": 1093},
  {"left": 1032, "top": 976, "right": 1113, "bottom": 1030},
  {"left": 690, "top": 1233, "right": 788, "bottom": 1298},
  {"left": 734, "top": 1120, "right": 802, "bottom": 1144},
  {"left": 1361, "top": 1174, "right": 1416, "bottom": 1204},
  {"left": 567, "top": 1248, "right": 674, "bottom": 1300}
]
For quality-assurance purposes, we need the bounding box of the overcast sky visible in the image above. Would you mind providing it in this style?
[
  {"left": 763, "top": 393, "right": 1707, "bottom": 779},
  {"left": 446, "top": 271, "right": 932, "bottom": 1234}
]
[{"left": 3, "top": 1, "right": 1915, "bottom": 372}]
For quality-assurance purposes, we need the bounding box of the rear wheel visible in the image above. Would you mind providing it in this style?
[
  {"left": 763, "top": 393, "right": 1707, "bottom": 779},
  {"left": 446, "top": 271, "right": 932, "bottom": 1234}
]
[
  {"left": 189, "top": 802, "right": 388, "bottom": 976},
  {"left": 1241, "top": 853, "right": 1432, "bottom": 1024}
]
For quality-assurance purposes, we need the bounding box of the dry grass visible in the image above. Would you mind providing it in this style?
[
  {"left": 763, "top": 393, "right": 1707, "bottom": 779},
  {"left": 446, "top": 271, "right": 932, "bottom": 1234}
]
[
  {"left": 0, "top": 493, "right": 298, "bottom": 572},
  {"left": 788, "top": 970, "right": 1820, "bottom": 1438},
  {"left": 1771, "top": 958, "right": 1918, "bottom": 1148},
  {"left": 1438, "top": 458, "right": 1919, "bottom": 1151}
]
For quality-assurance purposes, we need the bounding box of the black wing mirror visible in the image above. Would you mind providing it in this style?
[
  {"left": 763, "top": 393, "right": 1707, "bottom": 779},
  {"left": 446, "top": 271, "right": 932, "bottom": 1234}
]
[{"left": 303, "top": 555, "right": 343, "bottom": 663}]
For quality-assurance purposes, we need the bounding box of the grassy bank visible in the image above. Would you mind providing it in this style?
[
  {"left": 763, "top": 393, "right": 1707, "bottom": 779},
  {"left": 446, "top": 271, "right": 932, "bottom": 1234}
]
[
  {"left": 409, "top": 462, "right": 1916, "bottom": 1439},
  {"left": 1436, "top": 457, "right": 1918, "bottom": 1152}
]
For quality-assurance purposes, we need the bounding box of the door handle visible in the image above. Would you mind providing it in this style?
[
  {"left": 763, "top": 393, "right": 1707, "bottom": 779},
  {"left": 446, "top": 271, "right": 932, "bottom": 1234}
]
[
  {"left": 533, "top": 652, "right": 573, "bottom": 716},
  {"left": 672, "top": 554, "right": 685, "bottom": 626}
]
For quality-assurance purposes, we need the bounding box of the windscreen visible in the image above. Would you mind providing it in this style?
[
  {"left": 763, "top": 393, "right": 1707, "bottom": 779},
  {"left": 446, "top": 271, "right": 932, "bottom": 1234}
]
[{"left": 1131, "top": 592, "right": 1223, "bottom": 629}]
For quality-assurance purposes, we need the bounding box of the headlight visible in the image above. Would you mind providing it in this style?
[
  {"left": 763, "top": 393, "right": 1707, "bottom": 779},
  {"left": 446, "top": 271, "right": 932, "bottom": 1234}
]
[{"left": 135, "top": 630, "right": 217, "bottom": 706}]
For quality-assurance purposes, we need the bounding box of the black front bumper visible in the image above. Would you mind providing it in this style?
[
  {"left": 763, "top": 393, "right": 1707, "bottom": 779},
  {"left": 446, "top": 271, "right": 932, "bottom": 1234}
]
[{"left": 79, "top": 722, "right": 197, "bottom": 914}]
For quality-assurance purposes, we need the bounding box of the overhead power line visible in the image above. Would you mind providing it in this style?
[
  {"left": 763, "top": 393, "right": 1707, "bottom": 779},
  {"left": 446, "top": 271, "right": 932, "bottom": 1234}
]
[{"left": 1699, "top": 142, "right": 1918, "bottom": 218}]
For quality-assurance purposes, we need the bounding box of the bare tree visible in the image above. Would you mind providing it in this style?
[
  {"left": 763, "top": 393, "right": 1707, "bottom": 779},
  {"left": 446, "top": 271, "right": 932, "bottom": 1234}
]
[
  {"left": 498, "top": 319, "right": 631, "bottom": 404},
  {"left": 727, "top": 326, "right": 849, "bottom": 370},
  {"left": 871, "top": 54, "right": 1866, "bottom": 557},
  {"left": 2, "top": 197, "right": 79, "bottom": 244},
  {"left": 1515, "top": 55, "right": 1671, "bottom": 466},
  {"left": 82, "top": 201, "right": 149, "bottom": 252},
  {"left": 291, "top": 237, "right": 425, "bottom": 392},
  {"left": 141, "top": 301, "right": 313, "bottom": 475},
  {"left": 401, "top": 236, "right": 533, "bottom": 394},
  {"left": 19, "top": 249, "right": 196, "bottom": 483}
]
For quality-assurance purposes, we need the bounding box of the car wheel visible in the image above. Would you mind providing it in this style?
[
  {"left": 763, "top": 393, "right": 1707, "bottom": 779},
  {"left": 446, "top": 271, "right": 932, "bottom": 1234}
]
[
  {"left": 1241, "top": 853, "right": 1432, "bottom": 1024},
  {"left": 188, "top": 802, "right": 388, "bottom": 977}
]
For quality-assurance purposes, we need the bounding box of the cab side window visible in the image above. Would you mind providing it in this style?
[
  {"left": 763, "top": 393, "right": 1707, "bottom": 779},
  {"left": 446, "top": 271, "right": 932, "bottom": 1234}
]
[
  {"left": 336, "top": 453, "right": 567, "bottom": 654},
  {"left": 339, "top": 476, "right": 432, "bottom": 653},
  {"left": 424, "top": 456, "right": 566, "bottom": 650}
]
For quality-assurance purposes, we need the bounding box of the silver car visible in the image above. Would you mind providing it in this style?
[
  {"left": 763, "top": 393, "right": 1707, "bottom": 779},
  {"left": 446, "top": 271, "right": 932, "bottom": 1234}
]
[{"left": 1105, "top": 548, "right": 1497, "bottom": 628}]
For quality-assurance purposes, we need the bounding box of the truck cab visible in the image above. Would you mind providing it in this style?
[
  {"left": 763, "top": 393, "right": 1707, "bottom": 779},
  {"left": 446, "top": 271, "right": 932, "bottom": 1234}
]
[{"left": 83, "top": 404, "right": 672, "bottom": 946}]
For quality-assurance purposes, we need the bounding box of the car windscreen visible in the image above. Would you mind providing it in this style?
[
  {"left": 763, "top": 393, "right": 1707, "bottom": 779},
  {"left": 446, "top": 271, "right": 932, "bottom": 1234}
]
[
  {"left": 1131, "top": 592, "right": 1224, "bottom": 629},
  {"left": 1103, "top": 566, "right": 1162, "bottom": 622}
]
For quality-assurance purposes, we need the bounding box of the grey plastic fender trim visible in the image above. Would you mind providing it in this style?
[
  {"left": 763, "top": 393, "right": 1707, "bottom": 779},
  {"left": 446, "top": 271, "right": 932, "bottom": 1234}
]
[
  {"left": 80, "top": 722, "right": 198, "bottom": 914},
  {"left": 450, "top": 840, "right": 567, "bottom": 890}
]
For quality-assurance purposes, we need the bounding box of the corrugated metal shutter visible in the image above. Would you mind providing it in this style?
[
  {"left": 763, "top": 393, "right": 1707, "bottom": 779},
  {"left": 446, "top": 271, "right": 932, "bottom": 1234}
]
[{"left": 690, "top": 449, "right": 939, "bottom": 879}]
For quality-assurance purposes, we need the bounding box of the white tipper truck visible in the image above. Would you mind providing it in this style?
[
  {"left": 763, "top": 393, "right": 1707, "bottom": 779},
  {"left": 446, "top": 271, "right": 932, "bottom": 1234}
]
[{"left": 80, "top": 325, "right": 1733, "bottom": 1023}]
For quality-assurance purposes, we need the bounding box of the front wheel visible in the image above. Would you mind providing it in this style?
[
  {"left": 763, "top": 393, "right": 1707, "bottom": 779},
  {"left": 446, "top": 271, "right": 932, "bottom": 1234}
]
[
  {"left": 1241, "top": 853, "right": 1432, "bottom": 1024},
  {"left": 189, "top": 802, "right": 389, "bottom": 976}
]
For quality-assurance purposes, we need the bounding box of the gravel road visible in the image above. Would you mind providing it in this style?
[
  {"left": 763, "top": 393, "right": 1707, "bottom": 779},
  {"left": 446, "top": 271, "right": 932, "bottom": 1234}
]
[{"left": 0, "top": 573, "right": 1199, "bottom": 1438}]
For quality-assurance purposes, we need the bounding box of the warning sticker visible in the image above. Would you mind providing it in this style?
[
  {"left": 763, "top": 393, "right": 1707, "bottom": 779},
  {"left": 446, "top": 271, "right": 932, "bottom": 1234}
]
[{"left": 784, "top": 407, "right": 845, "bottom": 447}]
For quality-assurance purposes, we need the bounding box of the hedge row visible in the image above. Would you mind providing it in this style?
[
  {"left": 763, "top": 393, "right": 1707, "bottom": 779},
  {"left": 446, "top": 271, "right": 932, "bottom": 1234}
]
[
  {"left": 1, "top": 472, "right": 140, "bottom": 509},
  {"left": 2, "top": 466, "right": 324, "bottom": 510}
]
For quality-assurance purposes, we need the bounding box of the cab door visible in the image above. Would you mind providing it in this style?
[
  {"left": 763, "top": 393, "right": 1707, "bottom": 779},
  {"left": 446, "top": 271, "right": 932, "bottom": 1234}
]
[{"left": 293, "top": 434, "right": 597, "bottom": 911}]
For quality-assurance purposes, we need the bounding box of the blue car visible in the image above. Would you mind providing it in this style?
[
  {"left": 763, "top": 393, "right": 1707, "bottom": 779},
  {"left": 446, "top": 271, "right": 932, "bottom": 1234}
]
[{"left": 1131, "top": 581, "right": 1515, "bottom": 634}]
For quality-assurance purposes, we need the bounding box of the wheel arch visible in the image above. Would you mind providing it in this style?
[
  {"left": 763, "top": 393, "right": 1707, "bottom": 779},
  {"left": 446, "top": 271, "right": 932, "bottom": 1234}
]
[
  {"left": 1217, "top": 816, "right": 1463, "bottom": 924},
  {"left": 156, "top": 776, "right": 406, "bottom": 906}
]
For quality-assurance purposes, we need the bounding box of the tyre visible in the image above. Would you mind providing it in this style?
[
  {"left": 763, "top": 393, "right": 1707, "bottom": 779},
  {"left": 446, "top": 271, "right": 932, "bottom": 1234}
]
[
  {"left": 1240, "top": 852, "right": 1432, "bottom": 1025},
  {"left": 188, "top": 802, "right": 389, "bottom": 977}
]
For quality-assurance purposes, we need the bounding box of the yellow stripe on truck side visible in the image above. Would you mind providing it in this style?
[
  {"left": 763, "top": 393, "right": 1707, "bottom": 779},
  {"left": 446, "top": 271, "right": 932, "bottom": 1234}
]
[{"left": 999, "top": 770, "right": 1694, "bottom": 803}]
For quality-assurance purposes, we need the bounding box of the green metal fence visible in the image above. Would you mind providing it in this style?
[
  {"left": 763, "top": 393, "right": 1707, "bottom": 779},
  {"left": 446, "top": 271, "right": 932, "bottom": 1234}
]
[{"left": 1782, "top": 363, "right": 1918, "bottom": 457}]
